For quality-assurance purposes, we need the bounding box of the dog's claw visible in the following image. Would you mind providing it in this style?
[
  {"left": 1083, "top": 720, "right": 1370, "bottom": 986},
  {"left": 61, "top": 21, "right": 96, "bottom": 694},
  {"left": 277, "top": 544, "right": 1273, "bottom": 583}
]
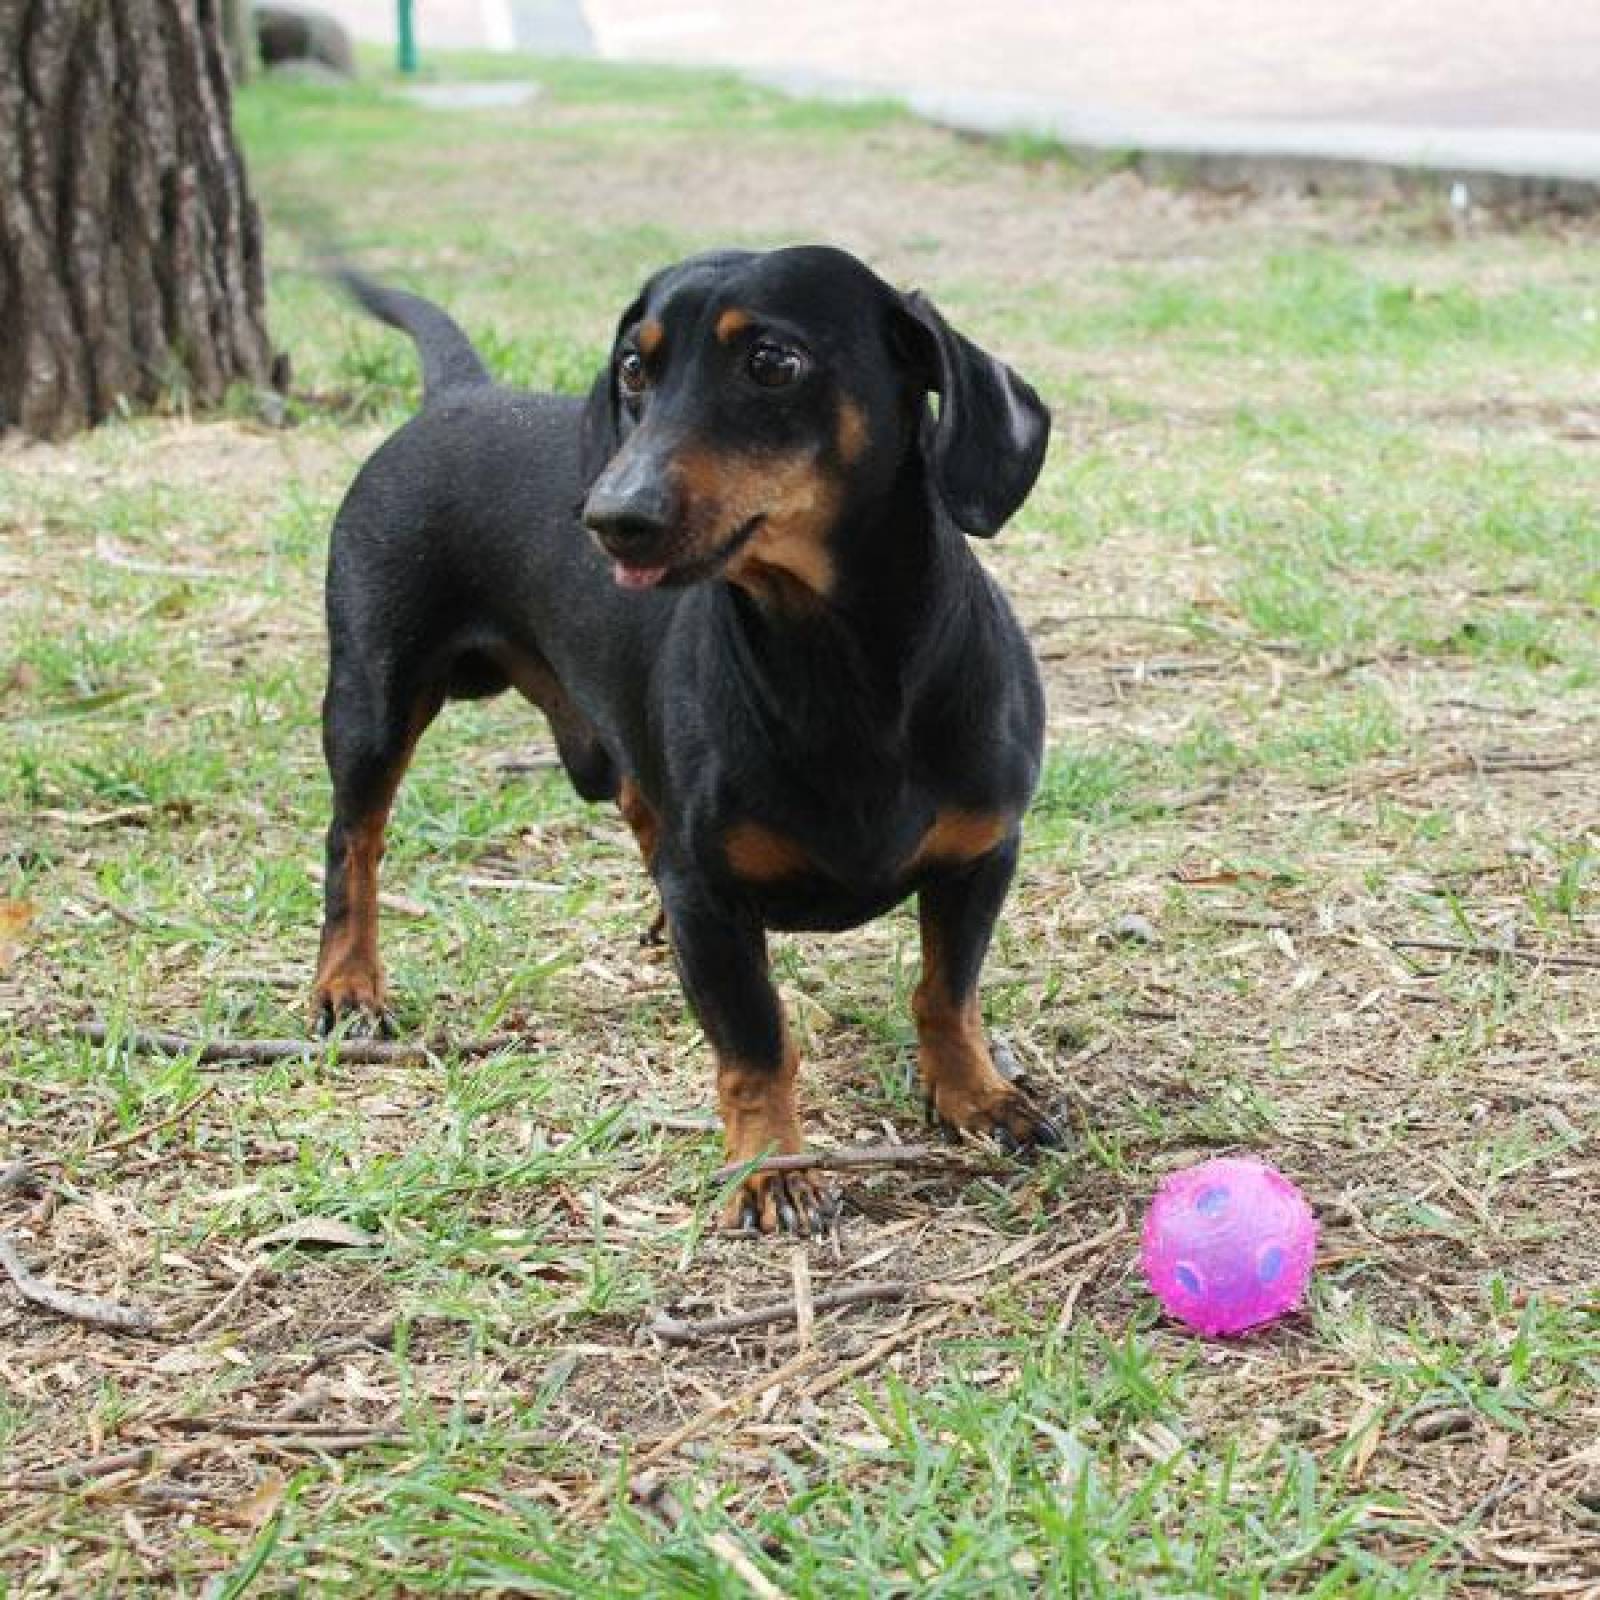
[
  {"left": 724, "top": 1170, "right": 835, "bottom": 1238},
  {"left": 313, "top": 994, "right": 394, "bottom": 1042}
]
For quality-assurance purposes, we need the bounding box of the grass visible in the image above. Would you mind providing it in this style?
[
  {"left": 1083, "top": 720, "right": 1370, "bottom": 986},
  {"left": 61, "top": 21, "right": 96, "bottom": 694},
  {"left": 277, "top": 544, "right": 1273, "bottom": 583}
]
[{"left": 2, "top": 51, "right": 1599, "bottom": 1598}]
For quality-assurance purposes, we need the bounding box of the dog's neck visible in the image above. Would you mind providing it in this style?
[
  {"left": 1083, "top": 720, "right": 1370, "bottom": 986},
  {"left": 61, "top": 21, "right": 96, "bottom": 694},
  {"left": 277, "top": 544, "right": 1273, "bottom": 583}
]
[{"left": 704, "top": 454, "right": 983, "bottom": 785}]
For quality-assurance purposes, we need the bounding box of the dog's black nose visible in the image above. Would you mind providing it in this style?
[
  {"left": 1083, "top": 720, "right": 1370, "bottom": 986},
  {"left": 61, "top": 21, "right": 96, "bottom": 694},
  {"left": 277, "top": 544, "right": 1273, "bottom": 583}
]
[{"left": 583, "top": 474, "right": 675, "bottom": 551}]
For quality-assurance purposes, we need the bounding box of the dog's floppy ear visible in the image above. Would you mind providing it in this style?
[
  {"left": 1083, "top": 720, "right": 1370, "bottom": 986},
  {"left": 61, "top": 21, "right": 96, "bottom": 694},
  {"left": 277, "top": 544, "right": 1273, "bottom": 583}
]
[
  {"left": 894, "top": 291, "right": 1050, "bottom": 537},
  {"left": 578, "top": 367, "right": 619, "bottom": 491},
  {"left": 579, "top": 292, "right": 647, "bottom": 489}
]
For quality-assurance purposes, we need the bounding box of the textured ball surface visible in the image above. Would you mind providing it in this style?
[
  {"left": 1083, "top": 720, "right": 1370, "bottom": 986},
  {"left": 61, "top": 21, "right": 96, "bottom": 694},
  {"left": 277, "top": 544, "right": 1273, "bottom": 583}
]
[{"left": 1141, "top": 1157, "right": 1317, "bottom": 1336}]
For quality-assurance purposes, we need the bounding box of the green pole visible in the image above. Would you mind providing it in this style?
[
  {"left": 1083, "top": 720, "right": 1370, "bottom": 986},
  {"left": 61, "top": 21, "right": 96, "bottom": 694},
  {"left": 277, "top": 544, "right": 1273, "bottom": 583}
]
[{"left": 397, "top": 0, "right": 417, "bottom": 74}]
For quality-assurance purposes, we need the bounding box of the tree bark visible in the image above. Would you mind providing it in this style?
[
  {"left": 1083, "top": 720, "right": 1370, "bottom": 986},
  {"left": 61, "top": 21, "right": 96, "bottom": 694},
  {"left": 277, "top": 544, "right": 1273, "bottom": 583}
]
[
  {"left": 220, "top": 0, "right": 254, "bottom": 83},
  {"left": 0, "top": 0, "right": 275, "bottom": 439}
]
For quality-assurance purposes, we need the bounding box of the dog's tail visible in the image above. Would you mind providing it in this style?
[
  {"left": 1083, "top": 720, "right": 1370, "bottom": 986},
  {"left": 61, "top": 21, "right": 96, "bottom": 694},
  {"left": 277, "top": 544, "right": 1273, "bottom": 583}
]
[{"left": 335, "top": 268, "right": 492, "bottom": 402}]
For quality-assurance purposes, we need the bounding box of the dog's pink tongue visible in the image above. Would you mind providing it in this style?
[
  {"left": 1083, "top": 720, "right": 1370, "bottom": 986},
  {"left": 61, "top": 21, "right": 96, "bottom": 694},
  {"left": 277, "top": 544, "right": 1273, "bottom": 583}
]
[{"left": 613, "top": 561, "right": 668, "bottom": 590}]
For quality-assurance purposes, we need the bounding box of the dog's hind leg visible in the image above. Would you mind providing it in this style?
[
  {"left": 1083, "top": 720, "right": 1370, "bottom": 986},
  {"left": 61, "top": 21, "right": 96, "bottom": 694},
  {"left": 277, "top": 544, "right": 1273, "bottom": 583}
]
[
  {"left": 499, "top": 646, "right": 665, "bottom": 940},
  {"left": 313, "top": 653, "right": 443, "bottom": 1034},
  {"left": 495, "top": 646, "right": 619, "bottom": 804}
]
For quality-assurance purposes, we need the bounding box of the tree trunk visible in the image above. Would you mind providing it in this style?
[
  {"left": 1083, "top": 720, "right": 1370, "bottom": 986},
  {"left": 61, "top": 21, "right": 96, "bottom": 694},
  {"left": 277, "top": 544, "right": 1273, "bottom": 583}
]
[
  {"left": 0, "top": 0, "right": 275, "bottom": 440},
  {"left": 220, "top": 0, "right": 255, "bottom": 84}
]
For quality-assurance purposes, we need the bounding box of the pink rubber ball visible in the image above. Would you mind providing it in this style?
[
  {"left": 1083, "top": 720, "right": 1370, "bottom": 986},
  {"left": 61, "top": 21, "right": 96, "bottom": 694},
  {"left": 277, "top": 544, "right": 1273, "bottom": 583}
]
[{"left": 1141, "top": 1157, "right": 1317, "bottom": 1336}]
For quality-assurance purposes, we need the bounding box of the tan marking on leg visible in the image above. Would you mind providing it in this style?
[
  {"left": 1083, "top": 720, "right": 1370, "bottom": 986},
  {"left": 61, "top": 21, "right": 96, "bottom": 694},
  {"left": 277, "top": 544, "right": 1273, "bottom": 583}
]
[
  {"left": 715, "top": 307, "right": 752, "bottom": 344},
  {"left": 313, "top": 810, "right": 390, "bottom": 1020},
  {"left": 312, "top": 695, "right": 440, "bottom": 1027},
  {"left": 717, "top": 1032, "right": 827, "bottom": 1233},
  {"left": 913, "top": 910, "right": 1039, "bottom": 1141},
  {"left": 618, "top": 776, "right": 660, "bottom": 869},
  {"left": 906, "top": 809, "right": 1011, "bottom": 873},
  {"left": 724, "top": 820, "right": 812, "bottom": 883}
]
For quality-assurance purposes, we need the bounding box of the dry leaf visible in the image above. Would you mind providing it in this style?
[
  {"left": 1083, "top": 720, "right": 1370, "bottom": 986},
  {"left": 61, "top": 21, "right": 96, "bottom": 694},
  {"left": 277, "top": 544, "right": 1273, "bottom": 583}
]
[
  {"left": 0, "top": 899, "right": 37, "bottom": 971},
  {"left": 255, "top": 1217, "right": 379, "bottom": 1252},
  {"left": 227, "top": 1469, "right": 287, "bottom": 1530}
]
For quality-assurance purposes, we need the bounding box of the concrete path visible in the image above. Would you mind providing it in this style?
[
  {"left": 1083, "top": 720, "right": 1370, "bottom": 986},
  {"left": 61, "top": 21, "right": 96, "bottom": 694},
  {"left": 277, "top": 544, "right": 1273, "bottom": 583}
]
[{"left": 310, "top": 0, "right": 1600, "bottom": 184}]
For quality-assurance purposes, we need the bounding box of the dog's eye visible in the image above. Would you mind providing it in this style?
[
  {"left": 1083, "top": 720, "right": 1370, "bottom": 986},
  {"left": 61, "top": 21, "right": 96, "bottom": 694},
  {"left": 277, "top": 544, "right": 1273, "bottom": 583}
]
[
  {"left": 617, "top": 350, "right": 647, "bottom": 396},
  {"left": 748, "top": 342, "right": 805, "bottom": 389}
]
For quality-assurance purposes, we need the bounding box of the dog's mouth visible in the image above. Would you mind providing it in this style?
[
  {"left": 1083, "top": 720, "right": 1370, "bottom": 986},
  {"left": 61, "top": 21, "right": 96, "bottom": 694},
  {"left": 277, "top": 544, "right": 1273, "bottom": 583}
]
[{"left": 607, "top": 515, "right": 764, "bottom": 591}]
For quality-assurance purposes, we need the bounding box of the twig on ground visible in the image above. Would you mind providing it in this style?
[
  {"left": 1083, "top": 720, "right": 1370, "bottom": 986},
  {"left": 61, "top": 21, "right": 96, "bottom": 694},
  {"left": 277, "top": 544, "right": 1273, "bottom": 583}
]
[
  {"left": 180, "top": 1256, "right": 264, "bottom": 1337},
  {"left": 1390, "top": 938, "right": 1600, "bottom": 973},
  {"left": 299, "top": 1313, "right": 401, "bottom": 1376},
  {"left": 1343, "top": 745, "right": 1598, "bottom": 798},
  {"left": 631, "top": 1473, "right": 789, "bottom": 1600},
  {"left": 86, "top": 1084, "right": 219, "bottom": 1157},
  {"left": 709, "top": 1142, "right": 1002, "bottom": 1186},
  {"left": 790, "top": 1248, "right": 814, "bottom": 1352},
  {"left": 2, "top": 1441, "right": 213, "bottom": 1493},
  {"left": 72, "top": 1020, "right": 531, "bottom": 1066},
  {"left": 0, "top": 1232, "right": 159, "bottom": 1334},
  {"left": 576, "top": 1346, "right": 824, "bottom": 1518},
  {"left": 648, "top": 1280, "right": 916, "bottom": 1347},
  {"left": 802, "top": 1212, "right": 1128, "bottom": 1399},
  {"left": 152, "top": 1415, "right": 398, "bottom": 1440}
]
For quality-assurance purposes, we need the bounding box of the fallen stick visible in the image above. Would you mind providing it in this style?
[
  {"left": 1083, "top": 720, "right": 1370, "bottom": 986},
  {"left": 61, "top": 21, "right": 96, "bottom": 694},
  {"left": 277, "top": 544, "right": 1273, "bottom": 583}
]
[
  {"left": 631, "top": 1473, "right": 789, "bottom": 1600},
  {"left": 800, "top": 1303, "right": 962, "bottom": 1401},
  {"left": 86, "top": 1084, "right": 218, "bottom": 1158},
  {"left": 1390, "top": 938, "right": 1600, "bottom": 973},
  {"left": 0, "top": 1233, "right": 159, "bottom": 1335},
  {"left": 575, "top": 1345, "right": 824, "bottom": 1519},
  {"left": 299, "top": 1313, "right": 401, "bottom": 1376},
  {"left": 709, "top": 1143, "right": 1001, "bottom": 1186},
  {"left": 802, "top": 1212, "right": 1128, "bottom": 1400},
  {"left": 153, "top": 1415, "right": 396, "bottom": 1440},
  {"left": 1, "top": 1441, "right": 212, "bottom": 1493},
  {"left": 180, "top": 1257, "right": 264, "bottom": 1338},
  {"left": 72, "top": 1021, "right": 530, "bottom": 1066},
  {"left": 648, "top": 1280, "right": 915, "bottom": 1346}
]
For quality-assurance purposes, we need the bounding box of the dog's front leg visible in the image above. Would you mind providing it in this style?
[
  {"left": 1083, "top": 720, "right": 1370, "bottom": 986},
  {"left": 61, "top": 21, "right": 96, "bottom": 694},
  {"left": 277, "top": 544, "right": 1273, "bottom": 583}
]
[
  {"left": 660, "top": 872, "right": 832, "bottom": 1235},
  {"left": 915, "top": 836, "right": 1059, "bottom": 1149}
]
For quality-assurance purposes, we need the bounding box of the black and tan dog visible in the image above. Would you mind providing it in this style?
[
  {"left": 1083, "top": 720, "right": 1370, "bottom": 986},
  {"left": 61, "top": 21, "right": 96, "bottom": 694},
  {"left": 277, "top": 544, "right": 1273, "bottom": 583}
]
[{"left": 314, "top": 246, "right": 1057, "bottom": 1232}]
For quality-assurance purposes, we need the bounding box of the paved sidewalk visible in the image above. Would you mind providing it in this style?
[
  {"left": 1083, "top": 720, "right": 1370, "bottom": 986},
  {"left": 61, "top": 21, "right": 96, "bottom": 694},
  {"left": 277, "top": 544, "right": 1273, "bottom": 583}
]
[{"left": 314, "top": 0, "right": 1600, "bottom": 185}]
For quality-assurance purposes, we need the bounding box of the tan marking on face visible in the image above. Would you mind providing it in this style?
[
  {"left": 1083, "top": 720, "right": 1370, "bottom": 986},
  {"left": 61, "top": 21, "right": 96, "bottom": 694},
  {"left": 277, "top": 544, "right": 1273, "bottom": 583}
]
[
  {"left": 906, "top": 809, "right": 1011, "bottom": 872},
  {"left": 725, "top": 820, "right": 812, "bottom": 883},
  {"left": 670, "top": 446, "right": 838, "bottom": 605},
  {"left": 715, "top": 308, "right": 752, "bottom": 344},
  {"left": 636, "top": 320, "right": 665, "bottom": 357},
  {"left": 836, "top": 396, "right": 869, "bottom": 465}
]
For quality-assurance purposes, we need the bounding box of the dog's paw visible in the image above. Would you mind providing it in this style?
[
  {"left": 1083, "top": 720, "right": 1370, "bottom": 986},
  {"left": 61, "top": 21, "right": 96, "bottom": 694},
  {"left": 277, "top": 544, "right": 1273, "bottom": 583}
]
[
  {"left": 927, "top": 1081, "right": 1064, "bottom": 1154},
  {"left": 311, "top": 973, "right": 393, "bottom": 1039},
  {"left": 723, "top": 1168, "right": 839, "bottom": 1237}
]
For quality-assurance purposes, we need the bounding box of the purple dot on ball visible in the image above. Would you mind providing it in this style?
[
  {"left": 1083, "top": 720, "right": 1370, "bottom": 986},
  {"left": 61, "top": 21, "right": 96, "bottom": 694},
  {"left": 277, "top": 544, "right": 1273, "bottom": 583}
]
[
  {"left": 1174, "top": 1262, "right": 1203, "bottom": 1295},
  {"left": 1257, "top": 1244, "right": 1284, "bottom": 1284},
  {"left": 1195, "top": 1185, "right": 1229, "bottom": 1217}
]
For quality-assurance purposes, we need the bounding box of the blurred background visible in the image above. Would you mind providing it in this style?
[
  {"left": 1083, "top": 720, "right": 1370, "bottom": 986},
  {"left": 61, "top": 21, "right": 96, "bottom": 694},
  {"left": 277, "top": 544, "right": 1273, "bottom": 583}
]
[{"left": 315, "top": 0, "right": 1600, "bottom": 135}]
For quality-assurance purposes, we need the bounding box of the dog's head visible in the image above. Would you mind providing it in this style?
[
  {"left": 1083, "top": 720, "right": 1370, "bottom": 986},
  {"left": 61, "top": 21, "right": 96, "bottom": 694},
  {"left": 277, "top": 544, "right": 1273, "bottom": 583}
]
[{"left": 580, "top": 246, "right": 1049, "bottom": 606}]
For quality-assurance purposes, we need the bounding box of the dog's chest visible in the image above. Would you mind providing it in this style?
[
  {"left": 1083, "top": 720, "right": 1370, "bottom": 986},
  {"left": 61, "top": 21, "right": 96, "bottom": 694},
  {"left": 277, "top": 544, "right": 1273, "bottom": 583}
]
[{"left": 717, "top": 781, "right": 1012, "bottom": 931}]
